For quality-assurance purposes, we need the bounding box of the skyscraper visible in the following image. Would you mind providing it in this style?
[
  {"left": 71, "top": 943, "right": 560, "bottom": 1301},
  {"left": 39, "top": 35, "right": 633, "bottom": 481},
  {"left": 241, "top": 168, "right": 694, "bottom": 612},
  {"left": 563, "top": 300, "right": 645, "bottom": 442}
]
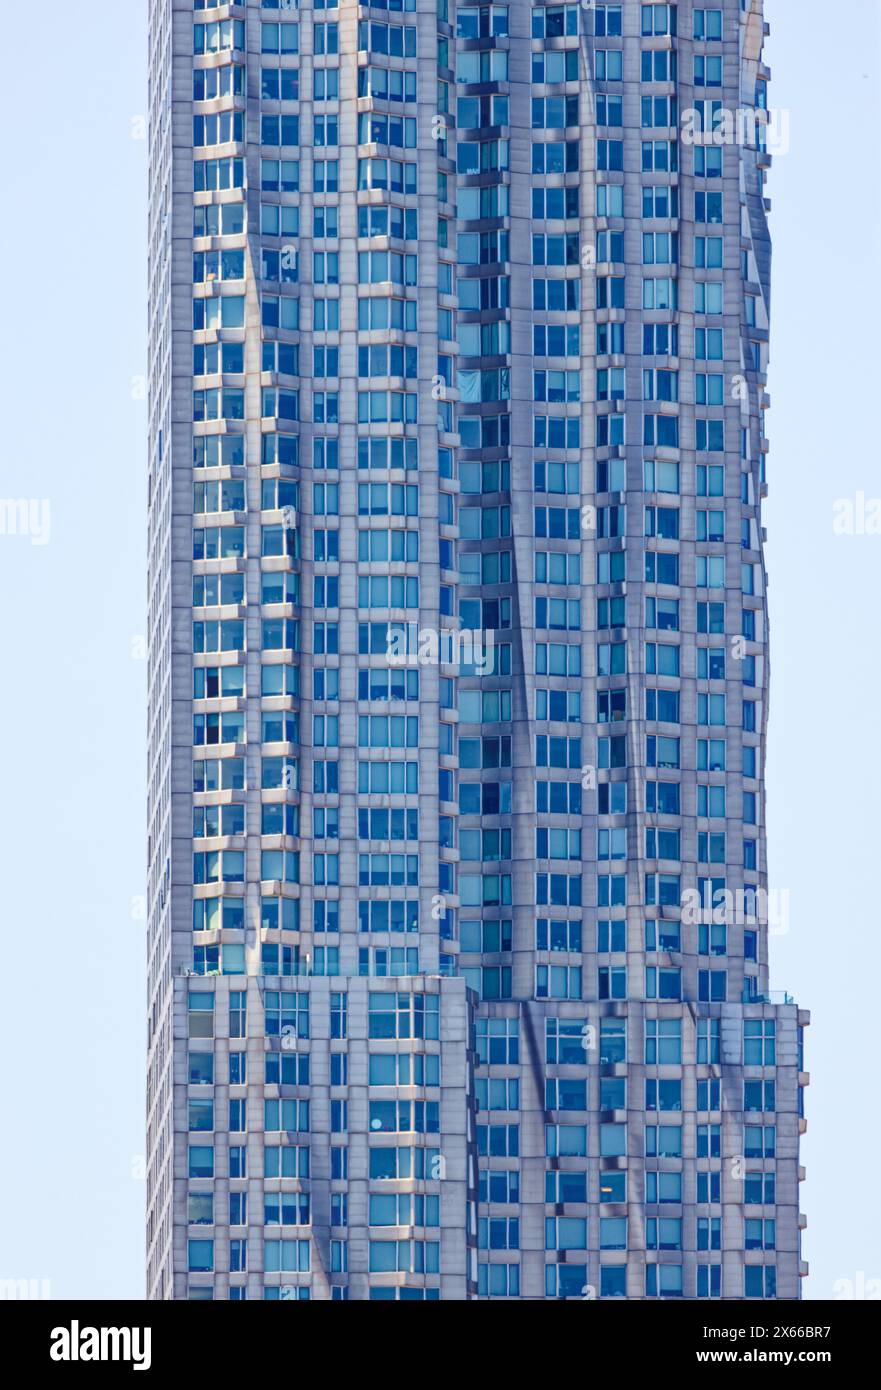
[{"left": 146, "top": 0, "right": 808, "bottom": 1300}]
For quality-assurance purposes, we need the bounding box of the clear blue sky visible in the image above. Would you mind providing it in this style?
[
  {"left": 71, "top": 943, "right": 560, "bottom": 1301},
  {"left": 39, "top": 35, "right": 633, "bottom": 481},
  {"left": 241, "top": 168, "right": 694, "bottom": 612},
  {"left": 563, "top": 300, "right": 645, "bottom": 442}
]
[
  {"left": 763, "top": 0, "right": 881, "bottom": 1298},
  {"left": 0, "top": 3, "right": 148, "bottom": 1298},
  {"left": 0, "top": 0, "right": 877, "bottom": 1300}
]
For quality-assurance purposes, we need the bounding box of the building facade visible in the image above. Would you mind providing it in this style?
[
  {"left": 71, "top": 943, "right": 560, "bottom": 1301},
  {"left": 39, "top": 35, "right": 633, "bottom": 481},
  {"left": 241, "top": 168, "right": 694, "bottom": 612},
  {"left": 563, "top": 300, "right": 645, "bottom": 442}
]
[{"left": 146, "top": 0, "right": 808, "bottom": 1299}]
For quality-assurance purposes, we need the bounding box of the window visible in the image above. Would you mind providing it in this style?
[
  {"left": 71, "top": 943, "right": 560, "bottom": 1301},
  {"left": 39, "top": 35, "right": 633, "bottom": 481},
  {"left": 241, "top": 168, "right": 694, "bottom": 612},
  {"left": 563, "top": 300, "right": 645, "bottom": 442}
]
[
  {"left": 194, "top": 20, "right": 245, "bottom": 54},
  {"left": 261, "top": 23, "right": 299, "bottom": 54},
  {"left": 592, "top": 5, "right": 621, "bottom": 36},
  {"left": 694, "top": 8, "right": 723, "bottom": 41},
  {"left": 358, "top": 20, "right": 417, "bottom": 56},
  {"left": 641, "top": 4, "right": 677, "bottom": 37},
  {"left": 744, "top": 1020, "right": 776, "bottom": 1066},
  {"left": 744, "top": 1266, "right": 777, "bottom": 1299}
]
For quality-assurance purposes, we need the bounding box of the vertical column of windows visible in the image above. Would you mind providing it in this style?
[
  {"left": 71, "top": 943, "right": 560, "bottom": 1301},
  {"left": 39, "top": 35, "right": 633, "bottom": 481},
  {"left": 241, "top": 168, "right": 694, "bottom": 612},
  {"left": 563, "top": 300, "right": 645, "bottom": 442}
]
[{"left": 531, "top": 1, "right": 586, "bottom": 1005}]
